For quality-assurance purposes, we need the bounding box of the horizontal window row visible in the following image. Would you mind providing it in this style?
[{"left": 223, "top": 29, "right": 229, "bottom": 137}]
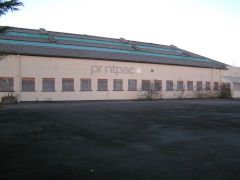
[
  {"left": 141, "top": 80, "right": 219, "bottom": 91},
  {"left": 0, "top": 78, "right": 137, "bottom": 92},
  {"left": 0, "top": 77, "right": 221, "bottom": 92}
]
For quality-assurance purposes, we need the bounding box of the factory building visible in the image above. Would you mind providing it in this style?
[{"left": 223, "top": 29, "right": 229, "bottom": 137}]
[{"left": 0, "top": 27, "right": 239, "bottom": 102}]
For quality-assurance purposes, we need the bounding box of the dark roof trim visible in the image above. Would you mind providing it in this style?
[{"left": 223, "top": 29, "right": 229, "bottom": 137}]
[
  {"left": 7, "top": 53, "right": 227, "bottom": 70},
  {"left": 0, "top": 39, "right": 213, "bottom": 63},
  {"left": 1, "top": 44, "right": 227, "bottom": 70}
]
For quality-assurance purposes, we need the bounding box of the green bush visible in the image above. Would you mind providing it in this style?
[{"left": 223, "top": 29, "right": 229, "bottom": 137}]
[{"left": 219, "top": 83, "right": 232, "bottom": 99}]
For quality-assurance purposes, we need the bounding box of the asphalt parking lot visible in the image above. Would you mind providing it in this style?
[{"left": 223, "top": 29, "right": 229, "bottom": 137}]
[{"left": 1, "top": 99, "right": 240, "bottom": 180}]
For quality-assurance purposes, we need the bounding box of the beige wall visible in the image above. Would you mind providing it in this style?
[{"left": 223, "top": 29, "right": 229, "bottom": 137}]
[
  {"left": 221, "top": 66, "right": 240, "bottom": 98},
  {"left": 0, "top": 55, "right": 228, "bottom": 102}
]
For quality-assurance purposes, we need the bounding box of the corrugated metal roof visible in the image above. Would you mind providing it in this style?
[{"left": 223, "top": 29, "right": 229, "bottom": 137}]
[{"left": 0, "top": 27, "right": 227, "bottom": 69}]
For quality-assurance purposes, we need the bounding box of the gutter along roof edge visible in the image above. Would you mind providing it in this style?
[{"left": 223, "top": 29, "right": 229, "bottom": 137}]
[{"left": 4, "top": 53, "right": 227, "bottom": 70}]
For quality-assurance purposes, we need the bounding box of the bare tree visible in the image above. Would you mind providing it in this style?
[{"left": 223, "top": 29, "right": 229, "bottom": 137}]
[
  {"left": 219, "top": 83, "right": 232, "bottom": 98},
  {"left": 139, "top": 81, "right": 163, "bottom": 100}
]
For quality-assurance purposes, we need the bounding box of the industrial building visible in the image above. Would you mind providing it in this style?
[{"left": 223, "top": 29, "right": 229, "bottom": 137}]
[{"left": 0, "top": 27, "right": 239, "bottom": 102}]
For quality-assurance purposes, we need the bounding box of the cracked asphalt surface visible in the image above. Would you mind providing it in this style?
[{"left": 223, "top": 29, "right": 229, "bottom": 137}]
[{"left": 1, "top": 99, "right": 240, "bottom": 180}]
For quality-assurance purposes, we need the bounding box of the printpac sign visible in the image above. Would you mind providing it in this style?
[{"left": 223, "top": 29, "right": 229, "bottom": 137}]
[{"left": 91, "top": 65, "right": 136, "bottom": 76}]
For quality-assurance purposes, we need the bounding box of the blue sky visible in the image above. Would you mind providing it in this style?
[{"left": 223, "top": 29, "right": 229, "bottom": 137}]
[{"left": 1, "top": 0, "right": 240, "bottom": 66}]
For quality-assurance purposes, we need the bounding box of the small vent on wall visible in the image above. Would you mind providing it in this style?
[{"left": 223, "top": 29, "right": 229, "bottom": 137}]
[
  {"left": 48, "top": 36, "right": 57, "bottom": 43},
  {"left": 39, "top": 28, "right": 48, "bottom": 35}
]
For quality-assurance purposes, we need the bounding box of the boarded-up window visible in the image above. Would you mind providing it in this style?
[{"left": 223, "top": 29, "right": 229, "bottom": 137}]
[
  {"left": 197, "top": 81, "right": 202, "bottom": 90},
  {"left": 128, "top": 79, "right": 137, "bottom": 91},
  {"left": 154, "top": 80, "right": 162, "bottom": 91},
  {"left": 0, "top": 77, "right": 14, "bottom": 92},
  {"left": 98, "top": 79, "right": 108, "bottom": 91},
  {"left": 62, "top": 78, "right": 74, "bottom": 91},
  {"left": 233, "top": 82, "right": 240, "bottom": 91},
  {"left": 177, "top": 81, "right": 184, "bottom": 91},
  {"left": 142, "top": 80, "right": 150, "bottom": 91},
  {"left": 81, "top": 79, "right": 91, "bottom": 91},
  {"left": 22, "top": 78, "right": 35, "bottom": 92},
  {"left": 187, "top": 81, "right": 193, "bottom": 91},
  {"left": 113, "top": 79, "right": 123, "bottom": 91},
  {"left": 166, "top": 80, "right": 173, "bottom": 91},
  {"left": 42, "top": 78, "right": 55, "bottom": 92},
  {"left": 214, "top": 82, "right": 219, "bottom": 91},
  {"left": 205, "top": 81, "right": 211, "bottom": 90}
]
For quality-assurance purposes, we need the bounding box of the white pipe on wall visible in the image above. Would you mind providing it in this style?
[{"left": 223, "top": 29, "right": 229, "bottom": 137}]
[{"left": 17, "top": 55, "right": 21, "bottom": 103}]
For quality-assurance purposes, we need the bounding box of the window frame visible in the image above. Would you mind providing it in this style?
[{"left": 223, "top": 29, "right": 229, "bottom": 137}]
[
  {"left": 21, "top": 78, "right": 35, "bottom": 92},
  {"left": 62, "top": 78, "right": 74, "bottom": 92},
  {"left": 80, "top": 78, "right": 92, "bottom": 91},
  {"left": 197, "top": 81, "right": 203, "bottom": 91},
  {"left": 113, "top": 79, "right": 123, "bottom": 91},
  {"left": 205, "top": 81, "right": 211, "bottom": 91},
  {"left": 177, "top": 81, "right": 184, "bottom": 91},
  {"left": 0, "top": 77, "right": 14, "bottom": 92},
  {"left": 128, "top": 79, "right": 137, "bottom": 91},
  {"left": 166, "top": 80, "right": 173, "bottom": 91},
  {"left": 187, "top": 81, "right": 193, "bottom": 91},
  {"left": 154, "top": 80, "right": 162, "bottom": 91},
  {"left": 97, "top": 79, "right": 108, "bottom": 91},
  {"left": 214, "top": 82, "right": 219, "bottom": 91},
  {"left": 142, "top": 80, "right": 150, "bottom": 91},
  {"left": 42, "top": 78, "right": 55, "bottom": 92}
]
